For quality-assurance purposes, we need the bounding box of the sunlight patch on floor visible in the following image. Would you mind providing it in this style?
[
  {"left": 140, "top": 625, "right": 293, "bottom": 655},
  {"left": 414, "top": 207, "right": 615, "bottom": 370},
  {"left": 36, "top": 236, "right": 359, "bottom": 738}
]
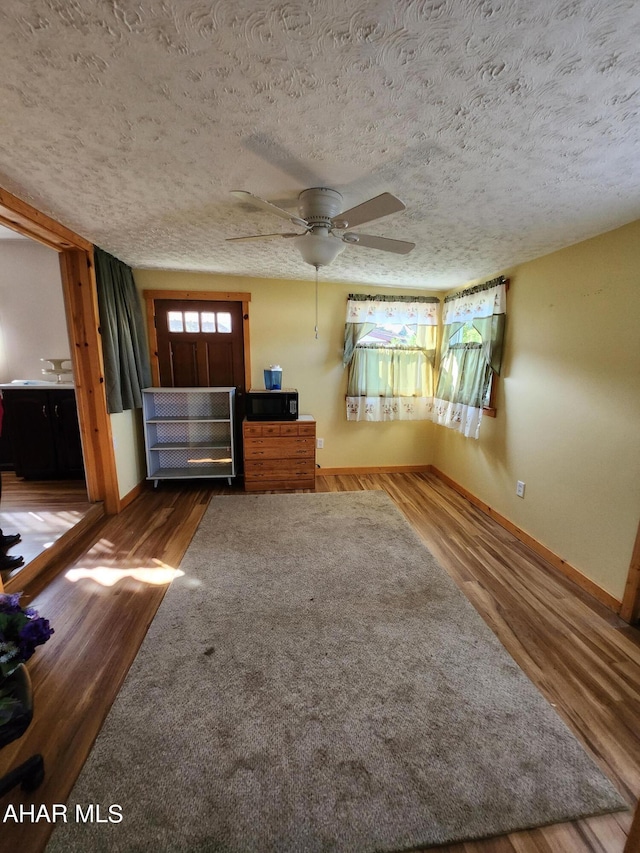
[{"left": 65, "top": 562, "right": 184, "bottom": 587}]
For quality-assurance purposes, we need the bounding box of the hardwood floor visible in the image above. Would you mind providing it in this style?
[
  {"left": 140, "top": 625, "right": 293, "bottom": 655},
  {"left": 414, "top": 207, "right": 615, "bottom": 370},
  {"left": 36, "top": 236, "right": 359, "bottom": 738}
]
[
  {"left": 0, "top": 472, "right": 93, "bottom": 586},
  {"left": 0, "top": 472, "right": 638, "bottom": 852}
]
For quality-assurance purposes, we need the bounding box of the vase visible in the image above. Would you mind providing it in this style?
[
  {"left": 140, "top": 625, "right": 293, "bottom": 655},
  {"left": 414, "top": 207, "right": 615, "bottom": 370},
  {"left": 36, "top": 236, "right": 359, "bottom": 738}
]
[{"left": 0, "top": 664, "right": 33, "bottom": 743}]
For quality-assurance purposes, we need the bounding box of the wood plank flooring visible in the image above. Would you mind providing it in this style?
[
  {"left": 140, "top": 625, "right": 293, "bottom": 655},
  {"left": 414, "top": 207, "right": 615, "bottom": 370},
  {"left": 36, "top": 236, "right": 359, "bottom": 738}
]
[
  {"left": 0, "top": 472, "right": 638, "bottom": 853},
  {"left": 0, "top": 472, "right": 93, "bottom": 586}
]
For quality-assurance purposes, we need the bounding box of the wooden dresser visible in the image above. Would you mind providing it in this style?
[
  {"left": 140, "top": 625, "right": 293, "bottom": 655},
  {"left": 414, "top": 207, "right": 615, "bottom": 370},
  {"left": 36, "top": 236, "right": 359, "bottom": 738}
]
[{"left": 243, "top": 416, "right": 316, "bottom": 491}]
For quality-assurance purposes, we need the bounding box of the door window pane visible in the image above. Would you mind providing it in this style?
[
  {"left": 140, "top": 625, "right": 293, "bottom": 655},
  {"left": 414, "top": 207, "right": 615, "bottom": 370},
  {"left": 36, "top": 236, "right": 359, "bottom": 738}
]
[
  {"left": 168, "top": 311, "right": 184, "bottom": 332},
  {"left": 217, "top": 312, "right": 232, "bottom": 333},
  {"left": 184, "top": 311, "right": 200, "bottom": 333},
  {"left": 201, "top": 312, "right": 216, "bottom": 333}
]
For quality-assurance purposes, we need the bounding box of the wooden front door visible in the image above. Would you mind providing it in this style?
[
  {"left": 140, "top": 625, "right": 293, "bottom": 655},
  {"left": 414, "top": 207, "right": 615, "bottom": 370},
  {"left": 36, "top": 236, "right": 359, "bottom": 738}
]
[{"left": 154, "top": 299, "right": 246, "bottom": 391}]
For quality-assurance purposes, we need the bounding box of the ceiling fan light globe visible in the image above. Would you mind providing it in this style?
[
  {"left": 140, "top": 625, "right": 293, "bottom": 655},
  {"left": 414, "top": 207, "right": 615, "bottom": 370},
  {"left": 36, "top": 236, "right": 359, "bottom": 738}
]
[{"left": 294, "top": 232, "right": 346, "bottom": 267}]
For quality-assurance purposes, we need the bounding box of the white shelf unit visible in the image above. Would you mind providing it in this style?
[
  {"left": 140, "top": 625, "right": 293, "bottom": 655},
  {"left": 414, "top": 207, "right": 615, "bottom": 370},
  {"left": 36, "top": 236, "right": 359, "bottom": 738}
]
[{"left": 142, "top": 387, "right": 236, "bottom": 486}]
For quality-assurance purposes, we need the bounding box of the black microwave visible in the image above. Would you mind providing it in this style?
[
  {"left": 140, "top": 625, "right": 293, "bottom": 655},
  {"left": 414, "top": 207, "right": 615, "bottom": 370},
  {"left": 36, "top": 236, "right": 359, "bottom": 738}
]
[{"left": 245, "top": 389, "right": 299, "bottom": 421}]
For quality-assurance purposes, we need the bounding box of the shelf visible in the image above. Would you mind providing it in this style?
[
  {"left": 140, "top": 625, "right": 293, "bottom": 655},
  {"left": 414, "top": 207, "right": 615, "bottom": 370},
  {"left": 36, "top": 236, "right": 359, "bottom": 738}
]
[
  {"left": 142, "top": 387, "right": 237, "bottom": 485},
  {"left": 147, "top": 464, "right": 234, "bottom": 480},
  {"left": 145, "top": 416, "right": 230, "bottom": 424},
  {"left": 149, "top": 441, "right": 231, "bottom": 451}
]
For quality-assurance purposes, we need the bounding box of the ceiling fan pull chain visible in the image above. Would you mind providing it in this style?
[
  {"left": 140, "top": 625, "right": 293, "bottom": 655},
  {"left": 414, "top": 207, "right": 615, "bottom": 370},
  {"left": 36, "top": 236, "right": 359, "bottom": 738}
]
[{"left": 314, "top": 264, "right": 319, "bottom": 340}]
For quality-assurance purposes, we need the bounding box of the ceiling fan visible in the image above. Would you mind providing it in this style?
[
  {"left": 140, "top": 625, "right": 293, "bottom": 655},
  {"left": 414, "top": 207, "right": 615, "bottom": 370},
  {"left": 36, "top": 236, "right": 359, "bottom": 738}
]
[{"left": 227, "top": 187, "right": 415, "bottom": 267}]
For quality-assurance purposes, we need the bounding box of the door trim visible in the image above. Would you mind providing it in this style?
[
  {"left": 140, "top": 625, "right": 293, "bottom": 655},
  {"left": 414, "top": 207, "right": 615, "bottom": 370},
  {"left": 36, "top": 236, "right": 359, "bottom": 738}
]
[
  {"left": 620, "top": 518, "right": 640, "bottom": 623},
  {"left": 0, "top": 186, "right": 120, "bottom": 513},
  {"left": 143, "top": 289, "right": 252, "bottom": 390}
]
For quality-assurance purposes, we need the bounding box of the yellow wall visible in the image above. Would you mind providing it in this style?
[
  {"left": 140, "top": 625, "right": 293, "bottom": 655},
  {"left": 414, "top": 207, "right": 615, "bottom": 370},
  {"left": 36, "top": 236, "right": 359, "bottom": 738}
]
[
  {"left": 133, "top": 269, "right": 439, "bottom": 469},
  {"left": 433, "top": 219, "right": 640, "bottom": 602},
  {"left": 134, "top": 217, "right": 640, "bottom": 602}
]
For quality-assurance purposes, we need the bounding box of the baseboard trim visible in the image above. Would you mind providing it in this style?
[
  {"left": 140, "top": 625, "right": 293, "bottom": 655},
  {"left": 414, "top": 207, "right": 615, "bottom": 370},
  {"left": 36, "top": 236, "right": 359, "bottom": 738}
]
[
  {"left": 430, "top": 467, "right": 622, "bottom": 614},
  {"left": 317, "top": 465, "right": 431, "bottom": 476},
  {"left": 4, "top": 502, "right": 105, "bottom": 594},
  {"left": 117, "top": 480, "right": 146, "bottom": 511}
]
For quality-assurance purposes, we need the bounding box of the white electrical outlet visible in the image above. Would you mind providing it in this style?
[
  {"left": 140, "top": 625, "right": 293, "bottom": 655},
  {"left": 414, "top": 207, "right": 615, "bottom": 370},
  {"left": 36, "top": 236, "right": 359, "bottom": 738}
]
[
  {"left": 516, "top": 480, "right": 526, "bottom": 498},
  {"left": 316, "top": 438, "right": 324, "bottom": 449}
]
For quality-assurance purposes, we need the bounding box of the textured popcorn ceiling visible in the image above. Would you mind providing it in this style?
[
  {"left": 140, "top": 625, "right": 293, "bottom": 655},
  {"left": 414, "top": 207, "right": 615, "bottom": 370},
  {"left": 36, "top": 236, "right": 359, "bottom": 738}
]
[{"left": 0, "top": 0, "right": 639, "bottom": 290}]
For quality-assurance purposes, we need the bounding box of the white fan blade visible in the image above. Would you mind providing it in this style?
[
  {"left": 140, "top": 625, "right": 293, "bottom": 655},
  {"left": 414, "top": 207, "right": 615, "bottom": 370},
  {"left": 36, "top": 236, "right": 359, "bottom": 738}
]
[
  {"left": 332, "top": 193, "right": 406, "bottom": 230},
  {"left": 344, "top": 233, "right": 415, "bottom": 254},
  {"left": 226, "top": 232, "right": 301, "bottom": 242},
  {"left": 230, "top": 191, "right": 308, "bottom": 228}
]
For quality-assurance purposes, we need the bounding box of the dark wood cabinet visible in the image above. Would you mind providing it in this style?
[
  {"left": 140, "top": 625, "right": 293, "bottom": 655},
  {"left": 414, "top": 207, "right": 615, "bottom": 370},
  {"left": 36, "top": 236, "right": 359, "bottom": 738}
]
[{"left": 1, "top": 388, "right": 84, "bottom": 480}]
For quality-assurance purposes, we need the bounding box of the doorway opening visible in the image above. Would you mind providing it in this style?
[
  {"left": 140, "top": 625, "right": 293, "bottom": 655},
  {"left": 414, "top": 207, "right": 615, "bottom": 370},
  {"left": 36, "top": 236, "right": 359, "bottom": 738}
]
[
  {"left": 0, "top": 225, "right": 94, "bottom": 586},
  {"left": 0, "top": 186, "right": 119, "bottom": 593}
]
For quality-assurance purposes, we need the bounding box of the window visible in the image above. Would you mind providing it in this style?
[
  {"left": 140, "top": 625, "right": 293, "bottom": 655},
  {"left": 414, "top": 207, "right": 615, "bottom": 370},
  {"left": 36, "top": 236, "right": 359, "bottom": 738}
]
[
  {"left": 343, "top": 294, "right": 440, "bottom": 421},
  {"left": 167, "top": 310, "right": 233, "bottom": 334},
  {"left": 433, "top": 278, "right": 507, "bottom": 439}
]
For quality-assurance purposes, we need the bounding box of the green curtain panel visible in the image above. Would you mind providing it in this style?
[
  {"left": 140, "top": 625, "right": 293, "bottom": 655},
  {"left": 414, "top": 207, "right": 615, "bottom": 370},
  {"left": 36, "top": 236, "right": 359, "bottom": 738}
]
[
  {"left": 94, "top": 247, "right": 152, "bottom": 414},
  {"left": 435, "top": 344, "right": 491, "bottom": 407},
  {"left": 347, "top": 346, "right": 433, "bottom": 398}
]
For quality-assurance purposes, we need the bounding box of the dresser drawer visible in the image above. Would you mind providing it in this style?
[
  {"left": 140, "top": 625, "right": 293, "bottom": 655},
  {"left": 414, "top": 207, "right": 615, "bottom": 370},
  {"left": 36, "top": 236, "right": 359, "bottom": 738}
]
[
  {"left": 245, "top": 458, "right": 315, "bottom": 477},
  {"left": 243, "top": 423, "right": 264, "bottom": 437},
  {"left": 243, "top": 421, "right": 315, "bottom": 438},
  {"left": 244, "top": 476, "right": 316, "bottom": 491},
  {"left": 244, "top": 437, "right": 315, "bottom": 459}
]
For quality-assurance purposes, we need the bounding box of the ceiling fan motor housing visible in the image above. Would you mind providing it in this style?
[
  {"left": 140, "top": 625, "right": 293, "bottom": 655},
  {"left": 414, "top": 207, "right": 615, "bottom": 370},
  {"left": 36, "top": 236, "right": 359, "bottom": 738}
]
[{"left": 298, "top": 187, "right": 344, "bottom": 226}]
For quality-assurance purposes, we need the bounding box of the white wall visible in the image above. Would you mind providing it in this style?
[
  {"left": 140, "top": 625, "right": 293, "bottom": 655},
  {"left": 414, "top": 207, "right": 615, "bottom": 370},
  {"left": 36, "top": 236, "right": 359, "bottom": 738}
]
[
  {"left": 110, "top": 408, "right": 146, "bottom": 499},
  {"left": 0, "top": 239, "right": 70, "bottom": 383}
]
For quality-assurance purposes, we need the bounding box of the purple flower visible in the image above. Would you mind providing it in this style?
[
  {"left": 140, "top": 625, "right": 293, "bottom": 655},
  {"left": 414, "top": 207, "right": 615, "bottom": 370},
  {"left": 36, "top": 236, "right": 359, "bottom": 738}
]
[
  {"left": 0, "top": 593, "right": 53, "bottom": 678},
  {"left": 18, "top": 618, "right": 54, "bottom": 661},
  {"left": 0, "top": 593, "right": 23, "bottom": 614}
]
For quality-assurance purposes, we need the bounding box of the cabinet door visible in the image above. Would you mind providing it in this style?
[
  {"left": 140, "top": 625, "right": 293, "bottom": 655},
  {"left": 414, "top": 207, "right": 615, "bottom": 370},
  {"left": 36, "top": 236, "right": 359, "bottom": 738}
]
[
  {"left": 2, "top": 391, "right": 58, "bottom": 478},
  {"left": 51, "top": 391, "right": 85, "bottom": 478}
]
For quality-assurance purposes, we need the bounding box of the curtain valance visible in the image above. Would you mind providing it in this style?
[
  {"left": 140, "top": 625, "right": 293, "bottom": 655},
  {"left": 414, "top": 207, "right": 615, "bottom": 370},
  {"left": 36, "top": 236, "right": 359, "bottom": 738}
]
[
  {"left": 442, "top": 277, "right": 507, "bottom": 324},
  {"left": 346, "top": 294, "right": 440, "bottom": 326}
]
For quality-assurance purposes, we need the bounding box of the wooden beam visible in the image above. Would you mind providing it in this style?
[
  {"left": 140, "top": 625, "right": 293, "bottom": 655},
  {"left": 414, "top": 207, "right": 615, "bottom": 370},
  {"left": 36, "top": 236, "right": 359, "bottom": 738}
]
[
  {"left": 0, "top": 187, "right": 92, "bottom": 252},
  {"left": 142, "top": 289, "right": 251, "bottom": 302}
]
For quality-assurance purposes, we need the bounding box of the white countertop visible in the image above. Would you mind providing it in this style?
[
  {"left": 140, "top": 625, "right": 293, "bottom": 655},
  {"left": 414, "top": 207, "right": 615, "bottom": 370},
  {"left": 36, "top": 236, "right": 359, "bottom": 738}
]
[{"left": 0, "top": 382, "right": 75, "bottom": 390}]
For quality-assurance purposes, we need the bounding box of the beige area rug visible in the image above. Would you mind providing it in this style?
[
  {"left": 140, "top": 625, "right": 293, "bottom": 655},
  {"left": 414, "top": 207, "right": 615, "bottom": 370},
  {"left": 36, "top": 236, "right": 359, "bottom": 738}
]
[{"left": 47, "top": 491, "right": 626, "bottom": 852}]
